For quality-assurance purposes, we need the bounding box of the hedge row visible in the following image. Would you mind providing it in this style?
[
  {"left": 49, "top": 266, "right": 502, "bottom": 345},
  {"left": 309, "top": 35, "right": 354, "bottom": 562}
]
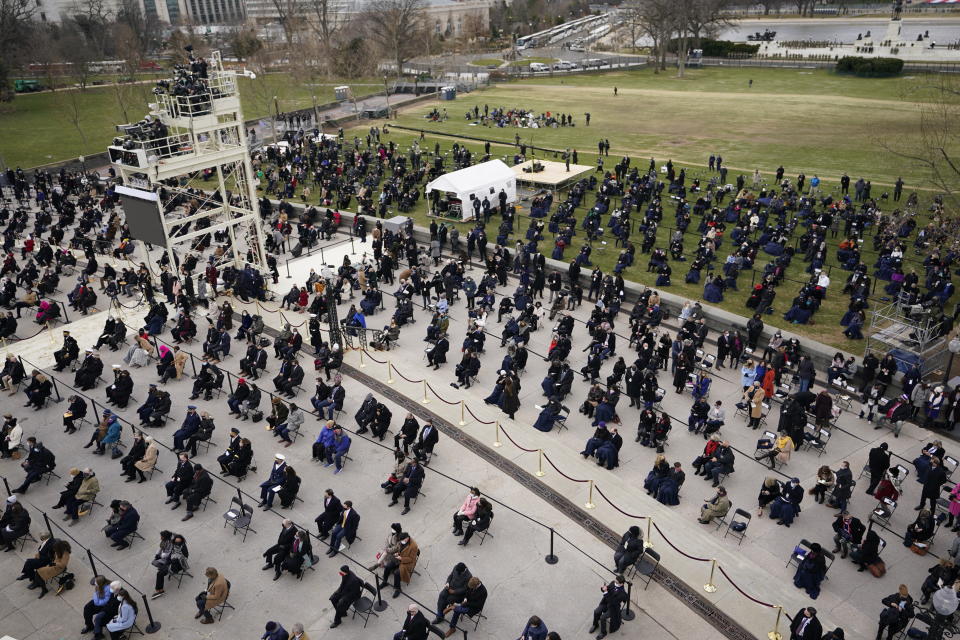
[{"left": 835, "top": 56, "right": 904, "bottom": 76}]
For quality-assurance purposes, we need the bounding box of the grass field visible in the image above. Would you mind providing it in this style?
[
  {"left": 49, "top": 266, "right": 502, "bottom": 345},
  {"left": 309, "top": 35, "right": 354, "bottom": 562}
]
[
  {"left": 0, "top": 74, "right": 384, "bottom": 168},
  {"left": 469, "top": 58, "right": 505, "bottom": 67},
  {"left": 393, "top": 67, "right": 956, "bottom": 188},
  {"left": 323, "top": 66, "right": 956, "bottom": 350}
]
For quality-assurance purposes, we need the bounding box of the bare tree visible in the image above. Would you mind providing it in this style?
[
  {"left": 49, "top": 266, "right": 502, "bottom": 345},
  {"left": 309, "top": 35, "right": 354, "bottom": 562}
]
[
  {"left": 227, "top": 27, "right": 264, "bottom": 62},
  {"left": 69, "top": 0, "right": 115, "bottom": 57},
  {"left": 59, "top": 28, "right": 96, "bottom": 90},
  {"left": 0, "top": 0, "right": 36, "bottom": 100},
  {"left": 635, "top": 0, "right": 673, "bottom": 72},
  {"left": 758, "top": 0, "right": 785, "bottom": 15},
  {"left": 271, "top": 0, "right": 304, "bottom": 47},
  {"left": 882, "top": 76, "right": 960, "bottom": 219},
  {"left": 364, "top": 0, "right": 425, "bottom": 77},
  {"left": 685, "top": 0, "right": 733, "bottom": 49},
  {"left": 57, "top": 85, "right": 89, "bottom": 150},
  {"left": 307, "top": 0, "right": 341, "bottom": 72},
  {"left": 620, "top": 1, "right": 643, "bottom": 52}
]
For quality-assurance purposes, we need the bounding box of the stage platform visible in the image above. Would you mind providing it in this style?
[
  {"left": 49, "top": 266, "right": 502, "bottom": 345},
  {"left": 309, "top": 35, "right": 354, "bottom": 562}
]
[{"left": 512, "top": 159, "right": 592, "bottom": 191}]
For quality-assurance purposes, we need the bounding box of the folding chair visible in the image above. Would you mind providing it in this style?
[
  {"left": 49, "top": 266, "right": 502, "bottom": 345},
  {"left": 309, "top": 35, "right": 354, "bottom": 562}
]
[
  {"left": 944, "top": 456, "right": 959, "bottom": 483},
  {"left": 632, "top": 548, "right": 660, "bottom": 589},
  {"left": 554, "top": 405, "right": 571, "bottom": 432},
  {"left": 465, "top": 611, "right": 488, "bottom": 631},
  {"left": 786, "top": 539, "right": 813, "bottom": 570},
  {"left": 713, "top": 503, "right": 734, "bottom": 532},
  {"left": 169, "top": 566, "right": 194, "bottom": 589},
  {"left": 723, "top": 508, "right": 752, "bottom": 546},
  {"left": 774, "top": 383, "right": 791, "bottom": 402},
  {"left": 222, "top": 496, "right": 257, "bottom": 542},
  {"left": 123, "top": 530, "right": 145, "bottom": 549},
  {"left": 350, "top": 582, "right": 380, "bottom": 628},
  {"left": 213, "top": 581, "right": 235, "bottom": 621},
  {"left": 871, "top": 497, "right": 897, "bottom": 527},
  {"left": 805, "top": 428, "right": 831, "bottom": 456}
]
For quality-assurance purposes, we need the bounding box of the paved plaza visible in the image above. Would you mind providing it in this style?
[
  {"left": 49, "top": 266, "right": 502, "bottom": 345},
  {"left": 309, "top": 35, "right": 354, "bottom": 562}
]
[
  {"left": 0, "top": 234, "right": 713, "bottom": 640},
  {"left": 0, "top": 222, "right": 954, "bottom": 640}
]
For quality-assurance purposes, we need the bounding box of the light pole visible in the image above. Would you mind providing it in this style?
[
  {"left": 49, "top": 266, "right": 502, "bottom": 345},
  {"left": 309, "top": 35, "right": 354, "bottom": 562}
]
[
  {"left": 945, "top": 336, "right": 960, "bottom": 385},
  {"left": 383, "top": 75, "right": 391, "bottom": 119},
  {"left": 272, "top": 95, "right": 280, "bottom": 143}
]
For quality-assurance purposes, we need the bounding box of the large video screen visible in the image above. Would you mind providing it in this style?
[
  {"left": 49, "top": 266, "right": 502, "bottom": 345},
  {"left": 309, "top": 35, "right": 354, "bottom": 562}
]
[{"left": 116, "top": 185, "right": 167, "bottom": 247}]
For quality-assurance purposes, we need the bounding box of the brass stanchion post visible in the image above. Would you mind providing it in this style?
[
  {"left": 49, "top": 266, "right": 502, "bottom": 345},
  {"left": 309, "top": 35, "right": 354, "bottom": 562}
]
[
  {"left": 421, "top": 380, "right": 430, "bottom": 404},
  {"left": 644, "top": 517, "right": 653, "bottom": 549},
  {"left": 703, "top": 559, "right": 718, "bottom": 593},
  {"left": 584, "top": 480, "right": 596, "bottom": 509},
  {"left": 493, "top": 421, "right": 502, "bottom": 447},
  {"left": 358, "top": 349, "right": 365, "bottom": 368},
  {"left": 46, "top": 322, "right": 55, "bottom": 344},
  {"left": 387, "top": 361, "right": 394, "bottom": 384},
  {"left": 458, "top": 400, "right": 466, "bottom": 426},
  {"left": 768, "top": 605, "right": 784, "bottom": 640},
  {"left": 536, "top": 449, "right": 545, "bottom": 477}
]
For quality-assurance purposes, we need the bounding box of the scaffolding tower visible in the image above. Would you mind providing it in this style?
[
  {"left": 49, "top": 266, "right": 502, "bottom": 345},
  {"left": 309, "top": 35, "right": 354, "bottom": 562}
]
[
  {"left": 864, "top": 294, "right": 950, "bottom": 379},
  {"left": 106, "top": 51, "right": 267, "bottom": 277}
]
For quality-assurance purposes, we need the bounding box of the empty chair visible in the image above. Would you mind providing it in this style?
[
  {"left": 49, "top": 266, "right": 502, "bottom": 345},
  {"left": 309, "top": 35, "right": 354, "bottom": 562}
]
[
  {"left": 222, "top": 497, "right": 257, "bottom": 542},
  {"left": 724, "top": 508, "right": 752, "bottom": 546}
]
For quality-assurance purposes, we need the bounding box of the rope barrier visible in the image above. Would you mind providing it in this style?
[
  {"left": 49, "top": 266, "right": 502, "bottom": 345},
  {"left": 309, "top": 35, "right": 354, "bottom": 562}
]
[
  {"left": 717, "top": 565, "right": 778, "bottom": 608},
  {"left": 425, "top": 381, "right": 459, "bottom": 405},
  {"left": 497, "top": 423, "right": 540, "bottom": 453},
  {"left": 464, "top": 403, "right": 496, "bottom": 425},
  {"left": 651, "top": 522, "right": 711, "bottom": 562},
  {"left": 11, "top": 324, "right": 49, "bottom": 341},
  {"left": 362, "top": 349, "right": 388, "bottom": 364},
  {"left": 255, "top": 299, "right": 284, "bottom": 315},
  {"left": 279, "top": 311, "right": 307, "bottom": 328},
  {"left": 541, "top": 451, "right": 591, "bottom": 483},
  {"left": 113, "top": 294, "right": 146, "bottom": 309},
  {"left": 393, "top": 367, "right": 424, "bottom": 384},
  {"left": 594, "top": 484, "right": 649, "bottom": 517}
]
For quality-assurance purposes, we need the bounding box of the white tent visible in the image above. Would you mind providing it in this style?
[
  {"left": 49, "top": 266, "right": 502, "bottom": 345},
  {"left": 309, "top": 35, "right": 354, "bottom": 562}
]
[{"left": 425, "top": 160, "right": 517, "bottom": 220}]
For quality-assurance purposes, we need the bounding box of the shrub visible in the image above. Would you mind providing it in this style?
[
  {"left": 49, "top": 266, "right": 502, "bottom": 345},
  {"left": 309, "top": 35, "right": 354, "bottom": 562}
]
[{"left": 835, "top": 56, "right": 904, "bottom": 76}]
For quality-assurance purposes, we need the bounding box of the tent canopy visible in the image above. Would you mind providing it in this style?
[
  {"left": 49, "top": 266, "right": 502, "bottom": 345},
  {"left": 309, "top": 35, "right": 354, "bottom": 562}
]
[{"left": 426, "top": 160, "right": 517, "bottom": 220}]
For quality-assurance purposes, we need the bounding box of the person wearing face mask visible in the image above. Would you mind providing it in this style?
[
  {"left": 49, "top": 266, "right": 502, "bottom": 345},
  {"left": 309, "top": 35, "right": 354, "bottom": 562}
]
[
  {"left": 379, "top": 532, "right": 419, "bottom": 599},
  {"left": 769, "top": 478, "right": 804, "bottom": 527},
  {"left": 452, "top": 488, "right": 481, "bottom": 537},
  {"left": 329, "top": 565, "right": 364, "bottom": 628}
]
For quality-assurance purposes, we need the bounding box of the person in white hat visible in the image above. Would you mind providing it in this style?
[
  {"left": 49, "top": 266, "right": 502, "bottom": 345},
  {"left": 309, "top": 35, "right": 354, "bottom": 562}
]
[{"left": 258, "top": 454, "right": 287, "bottom": 510}]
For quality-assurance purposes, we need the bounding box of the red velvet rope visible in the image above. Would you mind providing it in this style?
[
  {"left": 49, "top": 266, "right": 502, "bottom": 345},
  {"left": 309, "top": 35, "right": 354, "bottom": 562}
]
[
  {"left": 278, "top": 311, "right": 306, "bottom": 328},
  {"left": 465, "top": 404, "right": 496, "bottom": 425},
  {"left": 498, "top": 424, "right": 539, "bottom": 453},
  {"left": 541, "top": 451, "right": 590, "bottom": 483},
  {"left": 393, "top": 367, "right": 424, "bottom": 384},
  {"left": 363, "top": 350, "right": 388, "bottom": 364},
  {"left": 717, "top": 565, "right": 777, "bottom": 608},
  {"left": 593, "top": 485, "right": 648, "bottom": 518},
  {"left": 425, "top": 381, "right": 460, "bottom": 405},
  {"left": 255, "top": 299, "right": 283, "bottom": 314},
  {"left": 652, "top": 522, "right": 711, "bottom": 562}
]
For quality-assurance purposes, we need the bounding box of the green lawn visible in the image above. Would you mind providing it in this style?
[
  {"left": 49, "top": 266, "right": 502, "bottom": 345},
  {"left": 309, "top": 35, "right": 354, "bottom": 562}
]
[
  {"left": 0, "top": 74, "right": 383, "bottom": 168},
  {"left": 261, "top": 125, "right": 941, "bottom": 352},
  {"left": 391, "top": 67, "right": 956, "bottom": 188},
  {"left": 469, "top": 58, "right": 504, "bottom": 67},
  {"left": 248, "top": 66, "right": 955, "bottom": 352}
]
